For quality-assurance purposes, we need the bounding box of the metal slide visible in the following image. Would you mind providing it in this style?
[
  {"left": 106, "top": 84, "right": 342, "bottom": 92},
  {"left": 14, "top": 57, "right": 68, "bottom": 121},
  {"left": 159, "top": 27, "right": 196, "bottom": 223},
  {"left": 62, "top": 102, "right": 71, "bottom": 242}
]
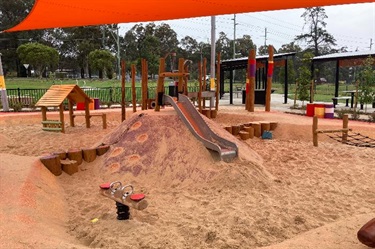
[{"left": 164, "top": 94, "right": 238, "bottom": 162}]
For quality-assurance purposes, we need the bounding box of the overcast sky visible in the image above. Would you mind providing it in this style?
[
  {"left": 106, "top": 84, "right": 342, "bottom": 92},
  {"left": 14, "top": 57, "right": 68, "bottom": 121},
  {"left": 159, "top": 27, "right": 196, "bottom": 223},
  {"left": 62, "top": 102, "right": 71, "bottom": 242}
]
[{"left": 119, "top": 2, "right": 375, "bottom": 53}]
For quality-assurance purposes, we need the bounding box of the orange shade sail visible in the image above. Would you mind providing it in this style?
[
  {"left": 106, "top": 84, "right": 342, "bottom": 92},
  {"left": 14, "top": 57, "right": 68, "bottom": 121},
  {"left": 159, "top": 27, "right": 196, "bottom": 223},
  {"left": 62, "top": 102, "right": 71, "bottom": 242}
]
[{"left": 4, "top": 0, "right": 373, "bottom": 32}]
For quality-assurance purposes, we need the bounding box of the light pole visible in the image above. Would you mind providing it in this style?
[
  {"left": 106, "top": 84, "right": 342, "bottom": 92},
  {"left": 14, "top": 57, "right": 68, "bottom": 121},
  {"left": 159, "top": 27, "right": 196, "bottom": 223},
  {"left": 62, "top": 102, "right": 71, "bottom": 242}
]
[
  {"left": 232, "top": 14, "right": 238, "bottom": 60},
  {"left": 210, "top": 16, "right": 216, "bottom": 92},
  {"left": 232, "top": 14, "right": 238, "bottom": 84}
]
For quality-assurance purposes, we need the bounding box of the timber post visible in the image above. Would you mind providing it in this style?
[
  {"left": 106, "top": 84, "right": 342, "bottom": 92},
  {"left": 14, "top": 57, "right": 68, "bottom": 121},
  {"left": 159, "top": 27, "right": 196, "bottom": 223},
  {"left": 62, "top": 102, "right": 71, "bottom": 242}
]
[
  {"left": 313, "top": 116, "right": 318, "bottom": 146},
  {"left": 198, "top": 61, "right": 202, "bottom": 113},
  {"left": 68, "top": 99, "right": 74, "bottom": 127},
  {"left": 155, "top": 58, "right": 165, "bottom": 112},
  {"left": 215, "top": 52, "right": 221, "bottom": 112},
  {"left": 248, "top": 49, "right": 256, "bottom": 112},
  {"left": 59, "top": 103, "right": 65, "bottom": 133},
  {"left": 121, "top": 60, "right": 126, "bottom": 121},
  {"left": 131, "top": 64, "right": 137, "bottom": 113},
  {"left": 342, "top": 114, "right": 348, "bottom": 143},
  {"left": 265, "top": 45, "right": 274, "bottom": 112}
]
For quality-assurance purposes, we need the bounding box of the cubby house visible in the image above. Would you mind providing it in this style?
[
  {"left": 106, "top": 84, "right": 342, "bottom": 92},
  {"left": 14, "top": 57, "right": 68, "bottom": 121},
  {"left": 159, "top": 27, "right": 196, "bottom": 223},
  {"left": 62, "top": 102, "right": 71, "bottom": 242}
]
[{"left": 35, "top": 84, "right": 94, "bottom": 133}]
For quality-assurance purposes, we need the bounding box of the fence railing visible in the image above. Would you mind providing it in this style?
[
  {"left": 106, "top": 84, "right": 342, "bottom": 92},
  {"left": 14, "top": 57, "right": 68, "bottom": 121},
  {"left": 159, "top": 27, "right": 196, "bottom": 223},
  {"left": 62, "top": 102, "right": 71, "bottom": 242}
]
[{"left": 4, "top": 86, "right": 200, "bottom": 108}]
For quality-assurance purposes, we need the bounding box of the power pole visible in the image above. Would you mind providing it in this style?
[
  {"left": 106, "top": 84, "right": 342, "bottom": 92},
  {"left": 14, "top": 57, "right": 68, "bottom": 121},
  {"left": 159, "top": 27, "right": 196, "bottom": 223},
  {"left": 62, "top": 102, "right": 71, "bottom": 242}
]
[
  {"left": 232, "top": 14, "right": 238, "bottom": 84},
  {"left": 232, "top": 14, "right": 238, "bottom": 59},
  {"left": 116, "top": 26, "right": 120, "bottom": 80},
  {"left": 370, "top": 38, "right": 373, "bottom": 50},
  {"left": 264, "top": 27, "right": 268, "bottom": 47}
]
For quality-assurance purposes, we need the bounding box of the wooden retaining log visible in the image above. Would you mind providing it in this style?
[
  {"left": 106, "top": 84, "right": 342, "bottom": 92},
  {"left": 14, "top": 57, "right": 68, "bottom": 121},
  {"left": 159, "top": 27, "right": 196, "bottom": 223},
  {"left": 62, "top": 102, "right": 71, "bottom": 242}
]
[
  {"left": 82, "top": 148, "right": 97, "bottom": 162},
  {"left": 40, "top": 155, "right": 62, "bottom": 176},
  {"left": 202, "top": 109, "right": 211, "bottom": 118},
  {"left": 239, "top": 131, "right": 250, "bottom": 140},
  {"left": 260, "top": 121, "right": 271, "bottom": 135},
  {"left": 244, "top": 126, "right": 254, "bottom": 138},
  {"left": 61, "top": 159, "right": 78, "bottom": 175},
  {"left": 252, "top": 122, "right": 261, "bottom": 137},
  {"left": 270, "top": 121, "right": 278, "bottom": 130},
  {"left": 53, "top": 150, "right": 67, "bottom": 160},
  {"left": 224, "top": 126, "right": 232, "bottom": 133},
  {"left": 232, "top": 125, "right": 241, "bottom": 136},
  {"left": 67, "top": 149, "right": 83, "bottom": 165},
  {"left": 96, "top": 145, "right": 110, "bottom": 156}
]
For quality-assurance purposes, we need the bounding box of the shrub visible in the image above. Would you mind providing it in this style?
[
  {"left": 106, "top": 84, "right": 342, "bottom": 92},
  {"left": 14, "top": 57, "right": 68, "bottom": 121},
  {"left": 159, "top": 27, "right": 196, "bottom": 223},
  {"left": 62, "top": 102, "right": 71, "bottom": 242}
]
[
  {"left": 369, "top": 112, "right": 375, "bottom": 122},
  {"left": 336, "top": 109, "right": 349, "bottom": 119},
  {"left": 10, "top": 102, "right": 23, "bottom": 112},
  {"left": 351, "top": 110, "right": 360, "bottom": 120}
]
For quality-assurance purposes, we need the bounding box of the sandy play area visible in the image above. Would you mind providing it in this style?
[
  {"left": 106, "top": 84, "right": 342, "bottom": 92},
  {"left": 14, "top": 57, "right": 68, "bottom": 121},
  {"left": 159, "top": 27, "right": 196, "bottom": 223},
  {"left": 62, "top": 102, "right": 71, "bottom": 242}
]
[{"left": 0, "top": 106, "right": 374, "bottom": 249}]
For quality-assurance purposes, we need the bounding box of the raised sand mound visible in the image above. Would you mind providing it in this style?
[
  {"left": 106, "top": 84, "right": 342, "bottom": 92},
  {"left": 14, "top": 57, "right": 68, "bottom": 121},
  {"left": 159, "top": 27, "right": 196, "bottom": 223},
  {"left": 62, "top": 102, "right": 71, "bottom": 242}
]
[{"left": 100, "top": 111, "right": 266, "bottom": 187}]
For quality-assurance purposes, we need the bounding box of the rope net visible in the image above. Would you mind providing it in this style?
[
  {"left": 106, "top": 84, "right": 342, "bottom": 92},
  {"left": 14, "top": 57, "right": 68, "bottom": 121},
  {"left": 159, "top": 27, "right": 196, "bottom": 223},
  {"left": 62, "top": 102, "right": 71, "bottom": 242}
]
[{"left": 326, "top": 131, "right": 375, "bottom": 148}]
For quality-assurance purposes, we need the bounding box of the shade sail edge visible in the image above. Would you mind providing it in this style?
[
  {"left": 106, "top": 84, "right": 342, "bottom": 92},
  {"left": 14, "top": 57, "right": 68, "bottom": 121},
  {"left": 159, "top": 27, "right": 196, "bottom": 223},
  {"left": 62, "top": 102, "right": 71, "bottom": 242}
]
[{"left": 3, "top": 0, "right": 374, "bottom": 32}]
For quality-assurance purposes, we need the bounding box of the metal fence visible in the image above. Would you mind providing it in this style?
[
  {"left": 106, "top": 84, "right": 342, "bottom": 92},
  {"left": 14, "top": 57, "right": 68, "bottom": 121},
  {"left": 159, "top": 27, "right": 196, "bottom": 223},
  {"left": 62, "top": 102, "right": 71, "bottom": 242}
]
[{"left": 4, "top": 86, "right": 200, "bottom": 108}]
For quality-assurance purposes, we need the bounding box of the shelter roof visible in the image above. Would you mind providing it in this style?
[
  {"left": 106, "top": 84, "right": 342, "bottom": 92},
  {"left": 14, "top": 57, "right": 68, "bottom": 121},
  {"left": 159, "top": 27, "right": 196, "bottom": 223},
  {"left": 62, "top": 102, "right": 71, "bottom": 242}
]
[
  {"left": 36, "top": 84, "right": 91, "bottom": 107},
  {"left": 220, "top": 52, "right": 296, "bottom": 70},
  {"left": 3, "top": 0, "right": 373, "bottom": 32},
  {"left": 312, "top": 50, "right": 375, "bottom": 62}
]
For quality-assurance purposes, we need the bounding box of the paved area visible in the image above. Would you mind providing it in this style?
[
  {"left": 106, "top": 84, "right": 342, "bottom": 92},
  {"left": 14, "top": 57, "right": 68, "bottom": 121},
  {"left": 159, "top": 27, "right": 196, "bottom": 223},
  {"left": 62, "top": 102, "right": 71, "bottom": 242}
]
[{"left": 216, "top": 94, "right": 375, "bottom": 113}]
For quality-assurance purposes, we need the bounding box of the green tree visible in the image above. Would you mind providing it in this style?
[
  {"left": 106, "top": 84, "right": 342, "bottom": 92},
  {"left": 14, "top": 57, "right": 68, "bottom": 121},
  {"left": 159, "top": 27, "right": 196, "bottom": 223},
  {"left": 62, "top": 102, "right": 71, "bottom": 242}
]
[
  {"left": 0, "top": 0, "right": 48, "bottom": 76},
  {"left": 0, "top": 0, "right": 34, "bottom": 31},
  {"left": 17, "top": 42, "right": 59, "bottom": 78},
  {"left": 154, "top": 23, "right": 179, "bottom": 58},
  {"left": 179, "top": 36, "right": 199, "bottom": 58},
  {"left": 61, "top": 26, "right": 103, "bottom": 78},
  {"left": 358, "top": 56, "right": 375, "bottom": 111},
  {"left": 235, "top": 35, "right": 256, "bottom": 57},
  {"left": 216, "top": 32, "right": 231, "bottom": 60},
  {"left": 88, "top": 49, "right": 115, "bottom": 79},
  {"left": 139, "top": 35, "right": 160, "bottom": 77},
  {"left": 295, "top": 7, "right": 336, "bottom": 56},
  {"left": 258, "top": 45, "right": 276, "bottom": 56},
  {"left": 123, "top": 23, "right": 160, "bottom": 76},
  {"left": 278, "top": 42, "right": 302, "bottom": 84},
  {"left": 297, "top": 53, "right": 313, "bottom": 105}
]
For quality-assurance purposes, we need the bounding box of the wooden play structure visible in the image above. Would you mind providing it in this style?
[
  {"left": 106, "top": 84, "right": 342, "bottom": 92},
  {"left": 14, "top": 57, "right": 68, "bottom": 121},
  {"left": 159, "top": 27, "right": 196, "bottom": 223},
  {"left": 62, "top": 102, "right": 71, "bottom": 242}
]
[
  {"left": 312, "top": 114, "right": 350, "bottom": 147},
  {"left": 120, "top": 58, "right": 150, "bottom": 121},
  {"left": 35, "top": 85, "right": 107, "bottom": 133},
  {"left": 154, "top": 57, "right": 190, "bottom": 111},
  {"left": 153, "top": 55, "right": 220, "bottom": 118}
]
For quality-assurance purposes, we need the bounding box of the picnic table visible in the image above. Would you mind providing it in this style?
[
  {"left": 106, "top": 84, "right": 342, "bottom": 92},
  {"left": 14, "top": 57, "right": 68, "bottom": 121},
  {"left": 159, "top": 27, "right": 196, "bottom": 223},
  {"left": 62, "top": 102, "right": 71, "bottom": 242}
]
[{"left": 342, "top": 90, "right": 361, "bottom": 108}]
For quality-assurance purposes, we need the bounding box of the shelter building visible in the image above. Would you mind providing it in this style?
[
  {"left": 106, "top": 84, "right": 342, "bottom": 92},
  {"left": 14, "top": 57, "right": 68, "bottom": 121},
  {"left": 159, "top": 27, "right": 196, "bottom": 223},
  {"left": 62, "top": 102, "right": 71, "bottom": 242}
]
[{"left": 219, "top": 52, "right": 296, "bottom": 105}]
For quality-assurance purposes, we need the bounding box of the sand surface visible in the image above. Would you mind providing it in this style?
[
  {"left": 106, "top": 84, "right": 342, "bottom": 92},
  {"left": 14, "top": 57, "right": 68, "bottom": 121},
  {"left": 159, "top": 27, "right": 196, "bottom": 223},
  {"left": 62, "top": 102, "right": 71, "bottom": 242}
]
[{"left": 0, "top": 107, "right": 374, "bottom": 249}]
